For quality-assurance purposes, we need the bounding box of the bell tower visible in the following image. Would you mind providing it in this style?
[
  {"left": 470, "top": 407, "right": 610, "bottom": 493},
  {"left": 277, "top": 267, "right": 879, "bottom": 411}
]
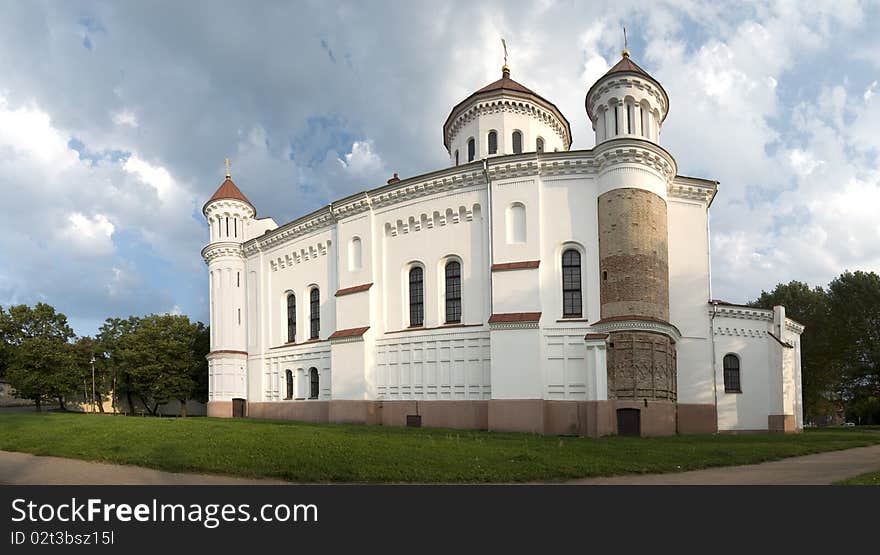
[
  {"left": 587, "top": 51, "right": 679, "bottom": 434},
  {"left": 202, "top": 160, "right": 255, "bottom": 413}
]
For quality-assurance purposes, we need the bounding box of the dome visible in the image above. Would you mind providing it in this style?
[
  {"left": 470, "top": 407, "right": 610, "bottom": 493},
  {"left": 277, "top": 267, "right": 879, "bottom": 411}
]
[
  {"left": 203, "top": 177, "right": 255, "bottom": 216},
  {"left": 443, "top": 66, "right": 572, "bottom": 164}
]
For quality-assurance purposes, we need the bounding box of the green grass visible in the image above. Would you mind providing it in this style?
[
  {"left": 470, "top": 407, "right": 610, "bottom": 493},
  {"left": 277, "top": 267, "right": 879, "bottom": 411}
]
[
  {"left": 836, "top": 470, "right": 880, "bottom": 485},
  {"left": 1, "top": 412, "right": 880, "bottom": 482}
]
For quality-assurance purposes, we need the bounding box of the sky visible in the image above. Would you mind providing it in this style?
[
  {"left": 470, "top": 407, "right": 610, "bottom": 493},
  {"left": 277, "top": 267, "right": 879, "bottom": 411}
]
[{"left": 1, "top": 0, "right": 879, "bottom": 336}]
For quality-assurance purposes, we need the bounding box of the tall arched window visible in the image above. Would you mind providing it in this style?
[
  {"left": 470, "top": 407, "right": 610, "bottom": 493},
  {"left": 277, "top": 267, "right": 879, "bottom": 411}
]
[
  {"left": 285, "top": 369, "right": 293, "bottom": 400},
  {"left": 562, "top": 249, "right": 582, "bottom": 317},
  {"left": 536, "top": 137, "right": 544, "bottom": 153},
  {"left": 445, "top": 260, "right": 462, "bottom": 324},
  {"left": 488, "top": 131, "right": 498, "bottom": 154},
  {"left": 723, "top": 354, "right": 741, "bottom": 393},
  {"left": 512, "top": 131, "right": 522, "bottom": 154},
  {"left": 349, "top": 237, "right": 362, "bottom": 271},
  {"left": 626, "top": 103, "right": 633, "bottom": 134},
  {"left": 467, "top": 138, "right": 475, "bottom": 162},
  {"left": 455, "top": 150, "right": 459, "bottom": 166},
  {"left": 309, "top": 288, "right": 320, "bottom": 339},
  {"left": 309, "top": 367, "right": 319, "bottom": 399},
  {"left": 286, "top": 294, "right": 296, "bottom": 343},
  {"left": 506, "top": 203, "right": 526, "bottom": 244},
  {"left": 409, "top": 266, "right": 424, "bottom": 327}
]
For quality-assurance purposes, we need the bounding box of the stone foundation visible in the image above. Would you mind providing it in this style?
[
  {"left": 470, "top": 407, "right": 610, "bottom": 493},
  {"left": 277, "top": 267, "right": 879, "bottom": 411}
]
[
  {"left": 768, "top": 414, "right": 800, "bottom": 433},
  {"left": 607, "top": 331, "right": 676, "bottom": 401},
  {"left": 209, "top": 399, "right": 724, "bottom": 437},
  {"left": 677, "top": 403, "right": 718, "bottom": 434},
  {"left": 207, "top": 401, "right": 232, "bottom": 418}
]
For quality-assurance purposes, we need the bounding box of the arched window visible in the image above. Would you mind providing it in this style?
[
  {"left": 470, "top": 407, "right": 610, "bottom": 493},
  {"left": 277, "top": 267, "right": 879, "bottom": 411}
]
[
  {"left": 455, "top": 149, "right": 459, "bottom": 166},
  {"left": 309, "top": 367, "right": 319, "bottom": 399},
  {"left": 285, "top": 369, "right": 293, "bottom": 400},
  {"left": 309, "top": 288, "right": 320, "bottom": 339},
  {"left": 512, "top": 131, "right": 522, "bottom": 154},
  {"left": 536, "top": 137, "right": 544, "bottom": 153},
  {"left": 506, "top": 203, "right": 526, "bottom": 244},
  {"left": 286, "top": 294, "right": 296, "bottom": 343},
  {"left": 467, "top": 138, "right": 475, "bottom": 162},
  {"left": 445, "top": 260, "right": 462, "bottom": 324},
  {"left": 723, "top": 354, "right": 741, "bottom": 393},
  {"left": 349, "top": 237, "right": 362, "bottom": 271},
  {"left": 627, "top": 104, "right": 633, "bottom": 134},
  {"left": 614, "top": 104, "right": 620, "bottom": 135},
  {"left": 562, "top": 249, "right": 582, "bottom": 317},
  {"left": 640, "top": 106, "right": 647, "bottom": 137},
  {"left": 488, "top": 131, "right": 498, "bottom": 155},
  {"left": 409, "top": 266, "right": 424, "bottom": 327}
]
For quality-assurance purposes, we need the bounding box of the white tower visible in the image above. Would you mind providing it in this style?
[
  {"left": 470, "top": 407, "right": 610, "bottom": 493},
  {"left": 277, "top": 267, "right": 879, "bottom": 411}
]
[
  {"left": 585, "top": 49, "right": 669, "bottom": 146},
  {"left": 202, "top": 160, "right": 255, "bottom": 408},
  {"left": 443, "top": 64, "right": 572, "bottom": 165}
]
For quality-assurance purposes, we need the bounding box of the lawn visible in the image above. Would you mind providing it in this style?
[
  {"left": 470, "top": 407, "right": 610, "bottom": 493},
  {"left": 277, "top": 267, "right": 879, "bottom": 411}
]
[
  {"left": 836, "top": 471, "right": 880, "bottom": 486},
  {"left": 1, "top": 412, "right": 879, "bottom": 482}
]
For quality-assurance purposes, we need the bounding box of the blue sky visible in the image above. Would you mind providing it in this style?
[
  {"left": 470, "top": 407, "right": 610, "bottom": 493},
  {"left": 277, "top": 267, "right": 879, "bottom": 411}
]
[{"left": 1, "top": 0, "right": 879, "bottom": 336}]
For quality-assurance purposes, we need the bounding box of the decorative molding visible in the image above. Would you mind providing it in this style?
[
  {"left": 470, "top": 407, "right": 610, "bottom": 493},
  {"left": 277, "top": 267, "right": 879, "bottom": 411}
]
[
  {"left": 591, "top": 315, "right": 682, "bottom": 341},
  {"left": 206, "top": 350, "right": 248, "bottom": 358},
  {"left": 713, "top": 326, "right": 768, "bottom": 339},
  {"left": 668, "top": 179, "right": 717, "bottom": 204},
  {"left": 785, "top": 319, "right": 805, "bottom": 334},
  {"left": 202, "top": 242, "right": 245, "bottom": 264},
  {"left": 269, "top": 239, "right": 332, "bottom": 272},
  {"left": 584, "top": 333, "right": 609, "bottom": 341},
  {"left": 384, "top": 323, "right": 484, "bottom": 336},
  {"left": 329, "top": 326, "right": 370, "bottom": 343},
  {"left": 384, "top": 203, "right": 479, "bottom": 237},
  {"left": 488, "top": 312, "right": 541, "bottom": 330},
  {"left": 335, "top": 283, "right": 373, "bottom": 297},
  {"left": 491, "top": 260, "right": 540, "bottom": 272},
  {"left": 446, "top": 97, "right": 570, "bottom": 150},
  {"left": 711, "top": 305, "right": 773, "bottom": 323}
]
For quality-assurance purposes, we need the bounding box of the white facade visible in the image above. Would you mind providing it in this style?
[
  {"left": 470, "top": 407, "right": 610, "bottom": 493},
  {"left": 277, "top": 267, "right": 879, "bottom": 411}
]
[{"left": 202, "top": 53, "right": 804, "bottom": 434}]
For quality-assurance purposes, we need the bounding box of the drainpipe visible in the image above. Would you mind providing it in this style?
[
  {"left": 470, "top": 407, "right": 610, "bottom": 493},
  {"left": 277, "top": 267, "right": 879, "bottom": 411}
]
[
  {"left": 483, "top": 158, "right": 493, "bottom": 315},
  {"left": 708, "top": 199, "right": 719, "bottom": 430}
]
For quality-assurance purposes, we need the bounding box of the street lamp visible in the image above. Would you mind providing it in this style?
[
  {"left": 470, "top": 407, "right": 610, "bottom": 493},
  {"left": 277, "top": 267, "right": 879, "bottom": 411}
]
[{"left": 90, "top": 356, "right": 96, "bottom": 414}]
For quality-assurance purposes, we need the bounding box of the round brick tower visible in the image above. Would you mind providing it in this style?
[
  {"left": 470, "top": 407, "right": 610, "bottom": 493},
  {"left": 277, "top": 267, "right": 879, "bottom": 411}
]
[{"left": 586, "top": 50, "right": 679, "bottom": 433}]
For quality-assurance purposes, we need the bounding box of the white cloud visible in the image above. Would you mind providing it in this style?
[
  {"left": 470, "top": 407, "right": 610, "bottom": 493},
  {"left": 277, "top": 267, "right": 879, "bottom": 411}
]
[
  {"left": 111, "top": 109, "right": 138, "bottom": 128},
  {"left": 339, "top": 141, "right": 384, "bottom": 175},
  {"left": 63, "top": 212, "right": 115, "bottom": 256}
]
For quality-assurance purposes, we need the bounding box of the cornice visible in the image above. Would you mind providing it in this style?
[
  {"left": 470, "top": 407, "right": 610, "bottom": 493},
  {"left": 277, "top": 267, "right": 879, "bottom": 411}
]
[
  {"left": 669, "top": 175, "right": 718, "bottom": 205},
  {"left": 591, "top": 317, "right": 682, "bottom": 341},
  {"left": 202, "top": 242, "right": 245, "bottom": 263},
  {"left": 445, "top": 96, "right": 571, "bottom": 151},
  {"left": 711, "top": 305, "right": 773, "bottom": 323}
]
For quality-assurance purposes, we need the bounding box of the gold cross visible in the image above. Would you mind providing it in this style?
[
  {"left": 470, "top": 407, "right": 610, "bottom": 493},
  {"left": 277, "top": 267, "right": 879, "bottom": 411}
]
[{"left": 225, "top": 157, "right": 231, "bottom": 179}]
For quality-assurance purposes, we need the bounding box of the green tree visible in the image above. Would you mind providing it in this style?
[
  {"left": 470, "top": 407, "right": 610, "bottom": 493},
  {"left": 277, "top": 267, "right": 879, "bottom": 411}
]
[
  {"left": 826, "top": 271, "right": 880, "bottom": 423},
  {"left": 96, "top": 316, "right": 141, "bottom": 413},
  {"left": 1, "top": 303, "right": 77, "bottom": 410},
  {"left": 116, "top": 314, "right": 204, "bottom": 416}
]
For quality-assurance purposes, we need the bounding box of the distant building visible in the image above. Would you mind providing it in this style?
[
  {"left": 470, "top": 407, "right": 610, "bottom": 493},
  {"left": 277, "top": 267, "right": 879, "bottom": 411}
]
[{"left": 202, "top": 49, "right": 804, "bottom": 435}]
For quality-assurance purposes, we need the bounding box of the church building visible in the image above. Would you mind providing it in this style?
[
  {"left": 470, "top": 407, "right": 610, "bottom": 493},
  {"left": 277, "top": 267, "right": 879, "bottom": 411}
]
[{"left": 202, "top": 49, "right": 804, "bottom": 436}]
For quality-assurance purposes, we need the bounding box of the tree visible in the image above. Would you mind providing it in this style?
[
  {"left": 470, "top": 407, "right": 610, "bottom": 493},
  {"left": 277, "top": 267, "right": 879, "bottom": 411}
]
[
  {"left": 96, "top": 316, "right": 141, "bottom": 413},
  {"left": 750, "top": 281, "right": 834, "bottom": 423},
  {"left": 71, "top": 336, "right": 107, "bottom": 413},
  {"left": 826, "top": 271, "right": 880, "bottom": 423},
  {"left": 115, "top": 314, "right": 204, "bottom": 416},
  {"left": 1, "top": 303, "right": 77, "bottom": 410}
]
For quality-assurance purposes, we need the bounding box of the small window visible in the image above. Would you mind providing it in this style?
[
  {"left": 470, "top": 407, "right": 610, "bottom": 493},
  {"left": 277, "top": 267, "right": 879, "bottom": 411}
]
[
  {"left": 234, "top": 218, "right": 238, "bottom": 238},
  {"left": 286, "top": 294, "right": 296, "bottom": 343},
  {"left": 310, "top": 288, "right": 320, "bottom": 339},
  {"left": 455, "top": 150, "right": 459, "bottom": 166},
  {"left": 724, "top": 354, "right": 741, "bottom": 393},
  {"left": 237, "top": 308, "right": 241, "bottom": 325},
  {"left": 488, "top": 131, "right": 498, "bottom": 154},
  {"left": 237, "top": 272, "right": 240, "bottom": 287},
  {"left": 614, "top": 107, "right": 619, "bottom": 135},
  {"left": 640, "top": 107, "right": 647, "bottom": 137},
  {"left": 409, "top": 266, "right": 424, "bottom": 327},
  {"left": 562, "top": 249, "right": 582, "bottom": 317},
  {"left": 627, "top": 104, "right": 633, "bottom": 134},
  {"left": 309, "top": 367, "right": 319, "bottom": 399},
  {"left": 467, "top": 138, "right": 475, "bottom": 162},
  {"left": 226, "top": 217, "right": 229, "bottom": 237},
  {"left": 217, "top": 219, "right": 221, "bottom": 238},
  {"left": 512, "top": 131, "right": 522, "bottom": 154},
  {"left": 536, "top": 137, "right": 544, "bottom": 153},
  {"left": 445, "top": 260, "right": 462, "bottom": 323},
  {"left": 285, "top": 369, "right": 293, "bottom": 400}
]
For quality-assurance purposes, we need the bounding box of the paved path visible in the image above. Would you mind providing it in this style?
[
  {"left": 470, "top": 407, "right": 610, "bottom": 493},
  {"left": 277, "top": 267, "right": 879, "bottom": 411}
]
[
  {"left": 570, "top": 444, "right": 880, "bottom": 485},
  {"left": 1, "top": 445, "right": 878, "bottom": 485},
  {"left": 0, "top": 451, "right": 286, "bottom": 485}
]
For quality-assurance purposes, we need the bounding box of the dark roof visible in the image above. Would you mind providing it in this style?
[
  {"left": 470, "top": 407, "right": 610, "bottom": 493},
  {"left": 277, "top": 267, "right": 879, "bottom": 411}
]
[
  {"left": 443, "top": 67, "right": 572, "bottom": 151},
  {"left": 602, "top": 53, "right": 652, "bottom": 79},
  {"left": 204, "top": 177, "right": 255, "bottom": 214}
]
